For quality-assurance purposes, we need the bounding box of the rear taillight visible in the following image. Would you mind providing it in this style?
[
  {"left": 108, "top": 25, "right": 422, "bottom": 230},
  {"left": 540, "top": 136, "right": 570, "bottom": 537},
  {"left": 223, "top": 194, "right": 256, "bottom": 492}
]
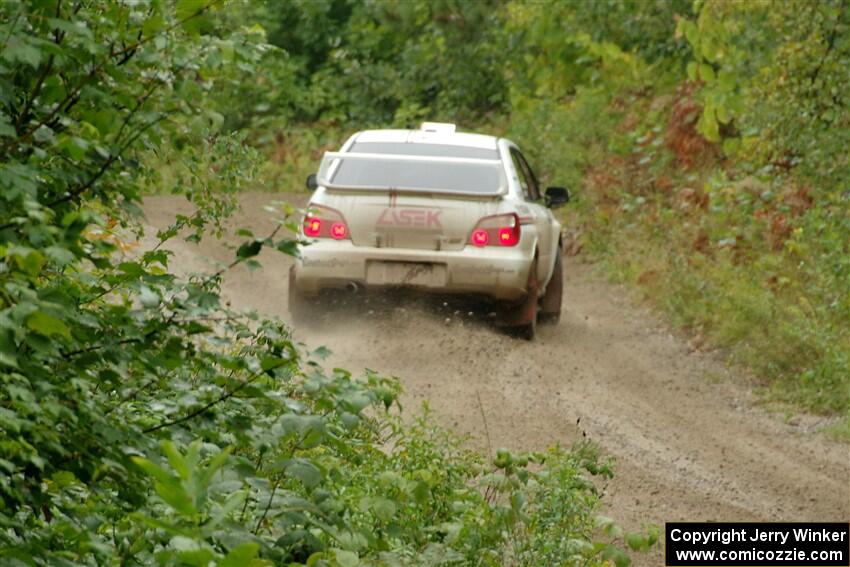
[
  {"left": 303, "top": 204, "right": 350, "bottom": 240},
  {"left": 330, "top": 222, "right": 347, "bottom": 239},
  {"left": 469, "top": 213, "right": 521, "bottom": 247}
]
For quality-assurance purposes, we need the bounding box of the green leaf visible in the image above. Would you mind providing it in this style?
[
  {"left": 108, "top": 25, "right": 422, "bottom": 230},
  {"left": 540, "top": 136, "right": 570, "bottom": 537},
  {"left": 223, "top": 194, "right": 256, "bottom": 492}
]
[
  {"left": 44, "top": 246, "right": 76, "bottom": 266},
  {"left": 624, "top": 532, "right": 646, "bottom": 551},
  {"left": 697, "top": 104, "right": 720, "bottom": 142},
  {"left": 198, "top": 446, "right": 232, "bottom": 486},
  {"left": 3, "top": 38, "right": 42, "bottom": 68},
  {"left": 372, "top": 498, "right": 396, "bottom": 522},
  {"left": 698, "top": 63, "right": 715, "bottom": 83},
  {"left": 716, "top": 104, "right": 731, "bottom": 125},
  {"left": 139, "top": 285, "right": 160, "bottom": 308},
  {"left": 0, "top": 113, "right": 15, "bottom": 138},
  {"left": 333, "top": 550, "right": 360, "bottom": 567},
  {"left": 260, "top": 355, "right": 285, "bottom": 371},
  {"left": 594, "top": 515, "right": 622, "bottom": 538},
  {"left": 717, "top": 69, "right": 736, "bottom": 92},
  {"left": 678, "top": 19, "right": 698, "bottom": 50},
  {"left": 130, "top": 513, "right": 194, "bottom": 537},
  {"left": 205, "top": 490, "right": 244, "bottom": 533},
  {"left": 132, "top": 457, "right": 176, "bottom": 485},
  {"left": 155, "top": 478, "right": 197, "bottom": 516},
  {"left": 311, "top": 346, "right": 331, "bottom": 360},
  {"left": 51, "top": 470, "right": 78, "bottom": 488},
  {"left": 162, "top": 441, "right": 191, "bottom": 480},
  {"left": 284, "top": 458, "right": 322, "bottom": 488},
  {"left": 646, "top": 524, "right": 660, "bottom": 547},
  {"left": 276, "top": 239, "right": 299, "bottom": 257},
  {"left": 219, "top": 542, "right": 260, "bottom": 567},
  {"left": 236, "top": 239, "right": 263, "bottom": 259},
  {"left": 142, "top": 14, "right": 165, "bottom": 38},
  {"left": 341, "top": 392, "right": 371, "bottom": 413},
  {"left": 14, "top": 250, "right": 45, "bottom": 276},
  {"left": 178, "top": 548, "right": 218, "bottom": 567},
  {"left": 0, "top": 352, "right": 19, "bottom": 369},
  {"left": 26, "top": 311, "right": 70, "bottom": 339},
  {"left": 602, "top": 544, "right": 630, "bottom": 567},
  {"left": 40, "top": 75, "right": 66, "bottom": 105},
  {"left": 719, "top": 136, "right": 740, "bottom": 158},
  {"left": 280, "top": 414, "right": 327, "bottom": 449},
  {"left": 57, "top": 135, "right": 90, "bottom": 161},
  {"left": 340, "top": 412, "right": 360, "bottom": 429},
  {"left": 176, "top": 0, "right": 206, "bottom": 35},
  {"left": 359, "top": 496, "right": 396, "bottom": 522}
]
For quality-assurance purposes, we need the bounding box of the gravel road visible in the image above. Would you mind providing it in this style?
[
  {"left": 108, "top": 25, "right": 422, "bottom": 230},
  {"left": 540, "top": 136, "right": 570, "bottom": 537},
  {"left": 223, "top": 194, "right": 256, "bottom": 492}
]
[{"left": 143, "top": 192, "right": 849, "bottom": 564}]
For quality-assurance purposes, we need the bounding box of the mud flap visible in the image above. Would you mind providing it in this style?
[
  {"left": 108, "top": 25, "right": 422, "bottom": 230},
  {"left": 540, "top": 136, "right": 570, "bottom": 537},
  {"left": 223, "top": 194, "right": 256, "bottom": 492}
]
[
  {"left": 498, "top": 260, "right": 538, "bottom": 339},
  {"left": 539, "top": 252, "right": 563, "bottom": 324}
]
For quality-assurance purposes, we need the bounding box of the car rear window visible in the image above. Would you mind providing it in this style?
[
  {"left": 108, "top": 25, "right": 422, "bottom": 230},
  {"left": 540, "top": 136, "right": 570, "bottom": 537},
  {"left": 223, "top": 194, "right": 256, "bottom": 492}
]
[
  {"left": 318, "top": 153, "right": 505, "bottom": 195},
  {"left": 350, "top": 141, "right": 499, "bottom": 160}
]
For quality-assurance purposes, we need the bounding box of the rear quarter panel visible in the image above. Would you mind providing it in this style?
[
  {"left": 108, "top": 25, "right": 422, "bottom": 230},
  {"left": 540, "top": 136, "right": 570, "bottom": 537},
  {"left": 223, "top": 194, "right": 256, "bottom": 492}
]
[{"left": 497, "top": 139, "right": 561, "bottom": 289}]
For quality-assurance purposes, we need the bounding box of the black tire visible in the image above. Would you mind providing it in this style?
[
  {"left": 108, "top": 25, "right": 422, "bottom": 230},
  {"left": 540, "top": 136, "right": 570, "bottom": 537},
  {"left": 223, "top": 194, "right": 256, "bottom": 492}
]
[
  {"left": 539, "top": 251, "right": 563, "bottom": 325},
  {"left": 500, "top": 259, "right": 538, "bottom": 340}
]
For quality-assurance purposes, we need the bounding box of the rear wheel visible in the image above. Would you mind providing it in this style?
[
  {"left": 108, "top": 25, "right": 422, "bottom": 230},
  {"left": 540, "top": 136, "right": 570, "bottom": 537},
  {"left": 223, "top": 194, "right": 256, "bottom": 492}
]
[
  {"left": 539, "top": 251, "right": 563, "bottom": 324},
  {"left": 500, "top": 260, "right": 538, "bottom": 340}
]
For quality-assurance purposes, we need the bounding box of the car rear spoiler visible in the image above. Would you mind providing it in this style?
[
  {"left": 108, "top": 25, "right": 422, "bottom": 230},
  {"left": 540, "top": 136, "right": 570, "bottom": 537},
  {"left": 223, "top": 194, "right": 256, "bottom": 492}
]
[{"left": 316, "top": 151, "right": 508, "bottom": 197}]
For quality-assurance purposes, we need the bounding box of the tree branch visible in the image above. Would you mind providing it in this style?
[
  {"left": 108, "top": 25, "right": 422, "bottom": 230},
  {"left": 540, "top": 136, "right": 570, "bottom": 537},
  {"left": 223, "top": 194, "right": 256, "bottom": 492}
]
[
  {"left": 62, "top": 336, "right": 142, "bottom": 358},
  {"left": 254, "top": 479, "right": 280, "bottom": 534},
  {"left": 142, "top": 361, "right": 287, "bottom": 433},
  {"left": 7, "top": 0, "right": 218, "bottom": 150},
  {"left": 111, "top": 0, "right": 223, "bottom": 60},
  {"left": 0, "top": 9, "right": 22, "bottom": 52},
  {"left": 14, "top": 0, "right": 64, "bottom": 135},
  {"left": 45, "top": 111, "right": 169, "bottom": 208},
  {"left": 809, "top": 3, "right": 846, "bottom": 87}
]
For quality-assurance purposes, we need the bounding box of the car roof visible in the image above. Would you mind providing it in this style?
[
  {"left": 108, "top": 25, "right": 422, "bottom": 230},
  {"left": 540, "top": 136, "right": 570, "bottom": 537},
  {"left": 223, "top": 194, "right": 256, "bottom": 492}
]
[{"left": 352, "top": 129, "right": 499, "bottom": 150}]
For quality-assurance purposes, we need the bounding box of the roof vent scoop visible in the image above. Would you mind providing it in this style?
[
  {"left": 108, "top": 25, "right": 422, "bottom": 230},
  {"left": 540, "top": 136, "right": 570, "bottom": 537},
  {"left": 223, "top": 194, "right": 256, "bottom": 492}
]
[{"left": 420, "top": 122, "right": 457, "bottom": 133}]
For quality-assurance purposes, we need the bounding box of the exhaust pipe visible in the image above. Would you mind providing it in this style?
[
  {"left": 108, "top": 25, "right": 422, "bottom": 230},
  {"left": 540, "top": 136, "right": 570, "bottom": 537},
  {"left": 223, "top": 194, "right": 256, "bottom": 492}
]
[{"left": 347, "top": 281, "right": 360, "bottom": 293}]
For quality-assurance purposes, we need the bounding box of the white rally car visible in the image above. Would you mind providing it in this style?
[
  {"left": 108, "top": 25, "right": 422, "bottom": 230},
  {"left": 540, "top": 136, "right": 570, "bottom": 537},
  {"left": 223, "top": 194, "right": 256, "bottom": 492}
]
[{"left": 289, "top": 123, "right": 570, "bottom": 339}]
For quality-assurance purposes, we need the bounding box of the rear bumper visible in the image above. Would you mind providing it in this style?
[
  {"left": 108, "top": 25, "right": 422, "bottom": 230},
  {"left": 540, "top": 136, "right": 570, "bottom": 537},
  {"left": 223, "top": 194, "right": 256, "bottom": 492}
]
[{"left": 293, "top": 240, "right": 532, "bottom": 301}]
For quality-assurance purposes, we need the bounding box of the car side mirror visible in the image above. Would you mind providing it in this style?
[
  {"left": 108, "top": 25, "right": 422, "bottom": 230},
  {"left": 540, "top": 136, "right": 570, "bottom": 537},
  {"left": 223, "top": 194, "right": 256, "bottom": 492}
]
[
  {"left": 545, "top": 186, "right": 570, "bottom": 208},
  {"left": 306, "top": 173, "right": 318, "bottom": 191}
]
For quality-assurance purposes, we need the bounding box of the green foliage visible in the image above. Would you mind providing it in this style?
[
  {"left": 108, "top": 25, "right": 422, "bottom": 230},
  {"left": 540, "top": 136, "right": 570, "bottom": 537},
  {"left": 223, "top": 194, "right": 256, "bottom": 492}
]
[
  {"left": 0, "top": 1, "right": 646, "bottom": 565},
  {"left": 677, "top": 9, "right": 744, "bottom": 143},
  {"left": 508, "top": 0, "right": 848, "bottom": 422},
  {"left": 516, "top": 0, "right": 693, "bottom": 64},
  {"left": 207, "top": 0, "right": 508, "bottom": 132},
  {"left": 681, "top": 1, "right": 850, "bottom": 184}
]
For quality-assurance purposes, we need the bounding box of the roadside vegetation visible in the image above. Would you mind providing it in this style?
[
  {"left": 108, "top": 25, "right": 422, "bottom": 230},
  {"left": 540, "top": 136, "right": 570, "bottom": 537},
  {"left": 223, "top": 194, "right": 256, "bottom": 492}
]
[{"left": 505, "top": 1, "right": 850, "bottom": 431}]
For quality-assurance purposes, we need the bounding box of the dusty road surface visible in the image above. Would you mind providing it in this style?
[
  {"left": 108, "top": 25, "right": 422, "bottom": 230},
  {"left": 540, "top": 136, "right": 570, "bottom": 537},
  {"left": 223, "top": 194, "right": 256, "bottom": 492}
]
[{"left": 142, "top": 192, "right": 849, "bottom": 563}]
